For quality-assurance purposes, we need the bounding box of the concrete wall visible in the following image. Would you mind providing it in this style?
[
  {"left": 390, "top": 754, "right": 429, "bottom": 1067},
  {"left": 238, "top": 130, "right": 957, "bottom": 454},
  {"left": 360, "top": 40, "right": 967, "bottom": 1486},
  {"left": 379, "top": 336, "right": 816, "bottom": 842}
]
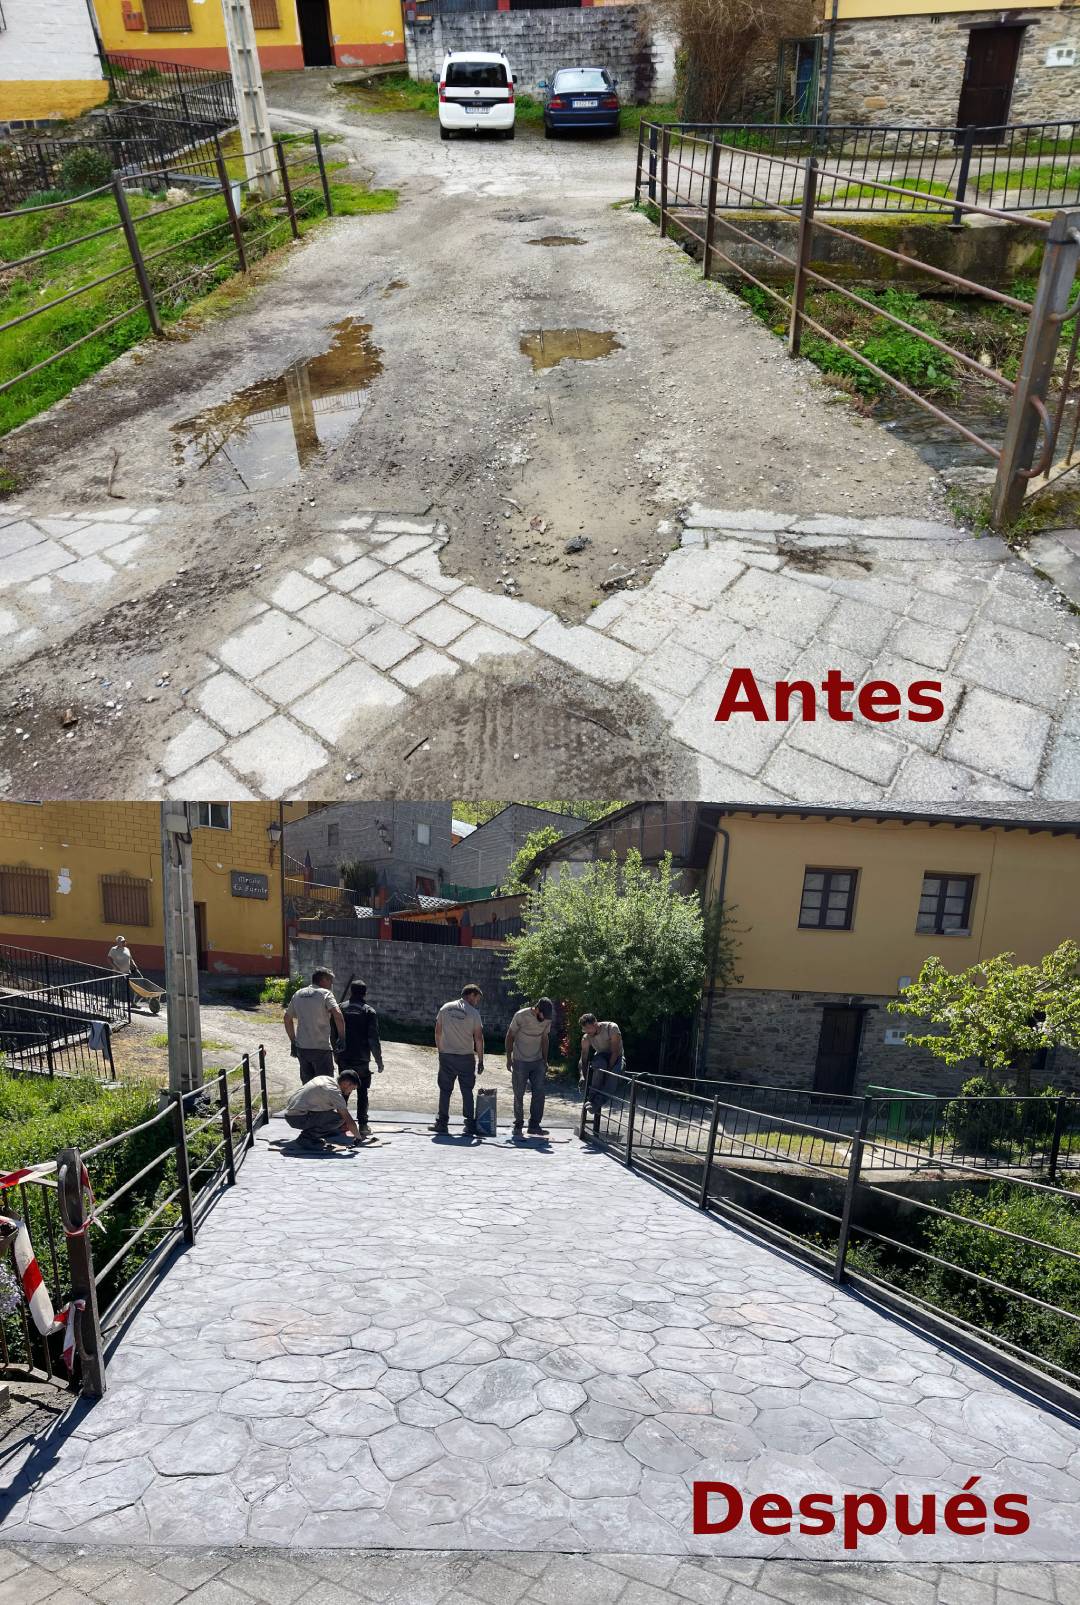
[
  {"left": 406, "top": 5, "right": 675, "bottom": 104},
  {"left": 826, "top": 11, "right": 1080, "bottom": 129},
  {"left": 679, "top": 211, "right": 1046, "bottom": 294},
  {"left": 0, "top": 0, "right": 108, "bottom": 123},
  {"left": 284, "top": 803, "right": 454, "bottom": 897},
  {"left": 701, "top": 986, "right": 1080, "bottom": 1094},
  {"left": 290, "top": 932, "right": 524, "bottom": 1031}
]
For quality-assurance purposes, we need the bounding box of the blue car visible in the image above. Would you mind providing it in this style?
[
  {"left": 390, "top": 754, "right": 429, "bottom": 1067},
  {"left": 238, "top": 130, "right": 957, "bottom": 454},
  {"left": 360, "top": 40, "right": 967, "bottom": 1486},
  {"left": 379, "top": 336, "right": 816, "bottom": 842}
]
[{"left": 539, "top": 67, "right": 621, "bottom": 138}]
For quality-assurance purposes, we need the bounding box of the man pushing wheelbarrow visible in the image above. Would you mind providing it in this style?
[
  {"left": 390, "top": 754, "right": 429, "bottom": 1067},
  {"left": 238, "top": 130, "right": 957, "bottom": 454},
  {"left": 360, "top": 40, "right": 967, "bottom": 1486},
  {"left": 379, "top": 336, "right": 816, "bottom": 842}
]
[{"left": 107, "top": 936, "right": 166, "bottom": 1015}]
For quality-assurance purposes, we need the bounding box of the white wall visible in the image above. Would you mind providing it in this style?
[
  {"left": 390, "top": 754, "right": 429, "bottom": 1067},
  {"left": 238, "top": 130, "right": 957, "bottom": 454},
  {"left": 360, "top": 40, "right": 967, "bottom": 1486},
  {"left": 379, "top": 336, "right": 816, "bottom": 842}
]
[{"left": 0, "top": 0, "right": 103, "bottom": 85}]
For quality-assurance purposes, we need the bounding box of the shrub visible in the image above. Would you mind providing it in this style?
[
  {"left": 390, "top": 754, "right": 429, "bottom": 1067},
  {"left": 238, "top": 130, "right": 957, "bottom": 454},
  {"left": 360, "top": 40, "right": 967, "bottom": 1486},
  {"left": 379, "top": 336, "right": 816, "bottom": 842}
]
[
  {"left": 58, "top": 146, "right": 114, "bottom": 196},
  {"left": 943, "top": 1074, "right": 1016, "bottom": 1153},
  {"left": 260, "top": 974, "right": 305, "bottom": 1006}
]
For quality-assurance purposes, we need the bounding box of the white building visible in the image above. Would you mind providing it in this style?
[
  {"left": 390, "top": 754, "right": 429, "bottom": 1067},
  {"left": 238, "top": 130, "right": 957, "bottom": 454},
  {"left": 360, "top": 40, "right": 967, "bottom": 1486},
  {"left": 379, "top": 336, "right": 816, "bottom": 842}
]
[{"left": 0, "top": 0, "right": 107, "bottom": 126}]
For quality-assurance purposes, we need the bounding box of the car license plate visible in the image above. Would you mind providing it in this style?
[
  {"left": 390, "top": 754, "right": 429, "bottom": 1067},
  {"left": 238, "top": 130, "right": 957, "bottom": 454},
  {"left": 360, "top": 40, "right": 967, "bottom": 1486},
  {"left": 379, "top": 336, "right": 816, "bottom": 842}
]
[
  {"left": 465, "top": 105, "right": 487, "bottom": 114},
  {"left": 574, "top": 99, "right": 599, "bottom": 108}
]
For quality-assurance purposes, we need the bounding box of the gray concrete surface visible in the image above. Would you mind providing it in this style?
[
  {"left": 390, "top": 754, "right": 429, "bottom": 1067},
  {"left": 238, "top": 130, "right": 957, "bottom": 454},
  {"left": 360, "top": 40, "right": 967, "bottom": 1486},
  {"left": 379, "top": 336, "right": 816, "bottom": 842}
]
[
  {"left": 3, "top": 1125, "right": 1079, "bottom": 1561},
  {"left": 3, "top": 77, "right": 1075, "bottom": 801}
]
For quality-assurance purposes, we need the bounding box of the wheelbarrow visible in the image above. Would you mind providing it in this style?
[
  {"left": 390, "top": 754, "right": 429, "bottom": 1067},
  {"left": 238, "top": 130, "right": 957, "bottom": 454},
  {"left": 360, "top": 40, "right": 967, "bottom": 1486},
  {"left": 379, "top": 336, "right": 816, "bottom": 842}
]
[{"left": 128, "top": 975, "right": 166, "bottom": 1015}]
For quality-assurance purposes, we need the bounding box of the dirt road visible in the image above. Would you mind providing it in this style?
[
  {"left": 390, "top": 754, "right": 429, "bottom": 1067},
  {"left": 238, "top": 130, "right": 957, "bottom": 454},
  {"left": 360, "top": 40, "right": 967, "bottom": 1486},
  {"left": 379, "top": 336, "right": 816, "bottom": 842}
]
[{"left": 3, "top": 73, "right": 1074, "bottom": 801}]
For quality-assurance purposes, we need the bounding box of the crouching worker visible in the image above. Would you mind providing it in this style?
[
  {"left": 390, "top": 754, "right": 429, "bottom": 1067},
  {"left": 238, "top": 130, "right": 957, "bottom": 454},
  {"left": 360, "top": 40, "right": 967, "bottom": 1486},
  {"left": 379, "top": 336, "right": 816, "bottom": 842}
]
[
  {"left": 578, "top": 1014, "right": 625, "bottom": 1140},
  {"left": 284, "top": 1071, "right": 361, "bottom": 1151}
]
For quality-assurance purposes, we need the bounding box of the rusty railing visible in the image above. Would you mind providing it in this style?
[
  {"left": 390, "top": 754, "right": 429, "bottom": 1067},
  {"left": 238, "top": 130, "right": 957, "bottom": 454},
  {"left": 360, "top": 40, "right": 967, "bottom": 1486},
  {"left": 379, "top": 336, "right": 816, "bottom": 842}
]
[{"left": 635, "top": 123, "right": 1080, "bottom": 527}]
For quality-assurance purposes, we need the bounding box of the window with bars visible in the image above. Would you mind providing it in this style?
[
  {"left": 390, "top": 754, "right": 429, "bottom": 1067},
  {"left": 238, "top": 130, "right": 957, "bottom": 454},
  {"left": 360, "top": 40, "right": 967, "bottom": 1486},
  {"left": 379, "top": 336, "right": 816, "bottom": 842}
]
[
  {"left": 251, "top": 0, "right": 281, "bottom": 27},
  {"left": 917, "top": 873, "right": 975, "bottom": 935},
  {"left": 143, "top": 0, "right": 193, "bottom": 32},
  {"left": 101, "top": 874, "right": 152, "bottom": 928},
  {"left": 192, "top": 803, "right": 231, "bottom": 831},
  {"left": 0, "top": 864, "right": 50, "bottom": 918},
  {"left": 798, "top": 867, "right": 857, "bottom": 930}
]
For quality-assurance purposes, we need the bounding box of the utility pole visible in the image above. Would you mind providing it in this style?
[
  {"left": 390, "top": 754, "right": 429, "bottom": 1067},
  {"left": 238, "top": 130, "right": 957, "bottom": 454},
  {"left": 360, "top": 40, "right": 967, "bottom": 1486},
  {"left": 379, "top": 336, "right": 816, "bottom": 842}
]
[
  {"left": 160, "top": 804, "right": 204, "bottom": 1098},
  {"left": 220, "top": 0, "right": 278, "bottom": 198}
]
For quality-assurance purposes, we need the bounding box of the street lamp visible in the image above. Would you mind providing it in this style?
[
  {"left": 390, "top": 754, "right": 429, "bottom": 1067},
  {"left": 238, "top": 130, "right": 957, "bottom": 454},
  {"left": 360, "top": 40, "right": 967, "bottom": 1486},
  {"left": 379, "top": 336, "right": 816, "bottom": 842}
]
[{"left": 267, "top": 818, "right": 283, "bottom": 862}]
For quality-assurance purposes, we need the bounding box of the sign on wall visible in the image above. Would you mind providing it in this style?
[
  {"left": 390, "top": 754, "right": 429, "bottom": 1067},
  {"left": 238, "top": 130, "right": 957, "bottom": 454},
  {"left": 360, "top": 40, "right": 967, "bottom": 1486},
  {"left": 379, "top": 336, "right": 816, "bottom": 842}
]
[{"left": 231, "top": 871, "right": 269, "bottom": 900}]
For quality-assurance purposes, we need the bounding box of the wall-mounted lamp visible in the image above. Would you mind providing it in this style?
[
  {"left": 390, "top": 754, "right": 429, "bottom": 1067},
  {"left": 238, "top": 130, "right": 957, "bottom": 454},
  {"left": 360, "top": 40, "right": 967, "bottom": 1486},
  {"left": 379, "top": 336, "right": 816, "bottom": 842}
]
[{"left": 267, "top": 819, "right": 283, "bottom": 864}]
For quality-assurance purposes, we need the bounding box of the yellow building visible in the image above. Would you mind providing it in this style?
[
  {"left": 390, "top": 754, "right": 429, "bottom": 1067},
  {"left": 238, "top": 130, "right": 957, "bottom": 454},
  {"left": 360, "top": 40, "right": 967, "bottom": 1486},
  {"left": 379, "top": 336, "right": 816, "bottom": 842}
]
[
  {"left": 95, "top": 0, "right": 404, "bottom": 74},
  {"left": 699, "top": 806, "right": 1080, "bottom": 1094},
  {"left": 0, "top": 0, "right": 109, "bottom": 125},
  {"left": 532, "top": 802, "right": 1080, "bottom": 1095},
  {"left": 0, "top": 802, "right": 296, "bottom": 977}
]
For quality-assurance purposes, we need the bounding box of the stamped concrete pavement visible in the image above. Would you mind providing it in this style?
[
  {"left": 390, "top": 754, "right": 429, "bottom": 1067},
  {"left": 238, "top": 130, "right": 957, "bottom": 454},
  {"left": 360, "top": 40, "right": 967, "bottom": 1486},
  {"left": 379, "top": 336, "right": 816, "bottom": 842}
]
[{"left": 3, "top": 1125, "right": 1079, "bottom": 1565}]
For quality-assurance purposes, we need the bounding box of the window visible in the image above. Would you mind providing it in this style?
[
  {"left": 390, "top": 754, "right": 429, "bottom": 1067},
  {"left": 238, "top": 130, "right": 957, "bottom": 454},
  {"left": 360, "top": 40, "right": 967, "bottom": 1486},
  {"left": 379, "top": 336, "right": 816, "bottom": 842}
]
[
  {"left": 417, "top": 822, "right": 431, "bottom": 847},
  {"left": 799, "top": 868, "right": 857, "bottom": 930},
  {"left": 553, "top": 70, "right": 612, "bottom": 94},
  {"left": 143, "top": 0, "right": 193, "bottom": 31},
  {"left": 250, "top": 0, "right": 280, "bottom": 26},
  {"left": 446, "top": 61, "right": 508, "bottom": 90},
  {"left": 327, "top": 823, "right": 340, "bottom": 849},
  {"left": 0, "top": 865, "right": 50, "bottom": 918},
  {"left": 416, "top": 875, "right": 437, "bottom": 897},
  {"left": 917, "top": 873, "right": 974, "bottom": 935},
  {"left": 101, "top": 874, "right": 152, "bottom": 928},
  {"left": 191, "top": 803, "right": 231, "bottom": 831}
]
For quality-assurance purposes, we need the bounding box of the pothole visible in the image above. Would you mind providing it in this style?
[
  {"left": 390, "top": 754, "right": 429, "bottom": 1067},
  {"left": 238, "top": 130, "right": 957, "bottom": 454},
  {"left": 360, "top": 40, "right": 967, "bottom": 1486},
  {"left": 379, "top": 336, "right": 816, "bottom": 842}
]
[
  {"left": 519, "top": 328, "right": 624, "bottom": 372},
  {"left": 527, "top": 235, "right": 586, "bottom": 247},
  {"left": 171, "top": 317, "right": 382, "bottom": 491}
]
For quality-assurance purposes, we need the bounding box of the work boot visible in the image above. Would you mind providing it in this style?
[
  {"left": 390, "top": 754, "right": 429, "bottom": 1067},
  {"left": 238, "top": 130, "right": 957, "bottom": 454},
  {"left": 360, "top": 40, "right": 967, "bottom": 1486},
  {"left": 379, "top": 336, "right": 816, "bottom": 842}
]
[
  {"left": 512, "top": 1124, "right": 524, "bottom": 1137},
  {"left": 527, "top": 1125, "right": 550, "bottom": 1138},
  {"left": 429, "top": 1122, "right": 449, "bottom": 1134},
  {"left": 464, "top": 1121, "right": 479, "bottom": 1139},
  {"left": 297, "top": 1131, "right": 326, "bottom": 1150}
]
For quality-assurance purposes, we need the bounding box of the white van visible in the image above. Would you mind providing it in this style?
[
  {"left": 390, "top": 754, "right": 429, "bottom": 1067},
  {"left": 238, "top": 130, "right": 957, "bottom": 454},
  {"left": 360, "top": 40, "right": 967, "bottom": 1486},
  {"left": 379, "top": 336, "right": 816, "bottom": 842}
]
[{"left": 438, "top": 50, "right": 517, "bottom": 140}]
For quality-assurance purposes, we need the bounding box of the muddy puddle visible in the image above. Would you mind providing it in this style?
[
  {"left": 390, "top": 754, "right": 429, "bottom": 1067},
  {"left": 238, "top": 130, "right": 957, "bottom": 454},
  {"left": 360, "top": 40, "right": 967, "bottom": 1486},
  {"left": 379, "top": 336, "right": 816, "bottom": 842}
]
[
  {"left": 527, "top": 236, "right": 586, "bottom": 248},
  {"left": 171, "top": 318, "right": 382, "bottom": 490},
  {"left": 520, "top": 328, "right": 623, "bottom": 372}
]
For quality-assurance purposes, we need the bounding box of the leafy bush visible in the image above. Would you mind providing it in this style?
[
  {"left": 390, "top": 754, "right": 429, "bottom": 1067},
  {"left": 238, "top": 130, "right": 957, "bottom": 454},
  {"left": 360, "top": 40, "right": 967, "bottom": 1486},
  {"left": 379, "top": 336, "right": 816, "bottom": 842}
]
[
  {"left": 906, "top": 1181, "right": 1080, "bottom": 1376},
  {"left": 259, "top": 974, "right": 305, "bottom": 1006},
  {"left": 943, "top": 1074, "right": 1017, "bottom": 1153},
  {"left": 58, "top": 146, "right": 114, "bottom": 196}
]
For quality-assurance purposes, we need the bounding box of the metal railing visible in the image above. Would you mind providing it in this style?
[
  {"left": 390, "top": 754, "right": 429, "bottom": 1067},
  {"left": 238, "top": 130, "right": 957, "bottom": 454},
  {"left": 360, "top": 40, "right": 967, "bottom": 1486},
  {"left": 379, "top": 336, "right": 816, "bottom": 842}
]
[
  {"left": 0, "top": 115, "right": 223, "bottom": 209},
  {"left": 106, "top": 53, "right": 237, "bottom": 130},
  {"left": 0, "top": 1047, "right": 269, "bottom": 1394},
  {"left": 0, "top": 129, "right": 336, "bottom": 423},
  {"left": 0, "top": 998, "right": 115, "bottom": 1081},
  {"left": 641, "top": 118, "right": 1080, "bottom": 216},
  {"left": 0, "top": 943, "right": 131, "bottom": 1025},
  {"left": 636, "top": 122, "right": 1080, "bottom": 527},
  {"left": 583, "top": 1069, "right": 1080, "bottom": 1406},
  {"left": 284, "top": 873, "right": 353, "bottom": 905}
]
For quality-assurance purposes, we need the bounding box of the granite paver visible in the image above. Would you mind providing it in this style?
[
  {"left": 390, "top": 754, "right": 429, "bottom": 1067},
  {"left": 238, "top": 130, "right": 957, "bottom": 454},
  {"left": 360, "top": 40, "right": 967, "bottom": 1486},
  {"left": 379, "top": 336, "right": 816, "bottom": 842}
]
[
  {"left": 1, "top": 503, "right": 1079, "bottom": 798},
  {"left": 3, "top": 1126, "right": 1079, "bottom": 1563}
]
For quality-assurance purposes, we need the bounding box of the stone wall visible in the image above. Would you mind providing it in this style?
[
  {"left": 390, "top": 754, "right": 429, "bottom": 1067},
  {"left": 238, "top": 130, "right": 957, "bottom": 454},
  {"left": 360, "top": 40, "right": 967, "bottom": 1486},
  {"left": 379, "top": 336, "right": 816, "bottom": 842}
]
[
  {"left": 827, "top": 12, "right": 1080, "bottom": 130},
  {"left": 290, "top": 933, "right": 524, "bottom": 1033},
  {"left": 405, "top": 5, "right": 676, "bottom": 104},
  {"left": 284, "top": 803, "right": 453, "bottom": 897},
  {"left": 702, "top": 987, "right": 1080, "bottom": 1095}
]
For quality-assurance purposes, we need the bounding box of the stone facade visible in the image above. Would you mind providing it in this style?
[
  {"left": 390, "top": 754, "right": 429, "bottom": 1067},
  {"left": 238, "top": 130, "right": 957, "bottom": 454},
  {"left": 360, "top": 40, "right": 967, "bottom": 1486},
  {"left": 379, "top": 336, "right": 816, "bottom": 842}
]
[
  {"left": 405, "top": 4, "right": 676, "bottom": 104},
  {"left": 702, "top": 986, "right": 1080, "bottom": 1095},
  {"left": 284, "top": 802, "right": 454, "bottom": 898},
  {"left": 826, "top": 11, "right": 1080, "bottom": 131},
  {"left": 290, "top": 931, "right": 524, "bottom": 1032},
  {"left": 449, "top": 804, "right": 584, "bottom": 891}
]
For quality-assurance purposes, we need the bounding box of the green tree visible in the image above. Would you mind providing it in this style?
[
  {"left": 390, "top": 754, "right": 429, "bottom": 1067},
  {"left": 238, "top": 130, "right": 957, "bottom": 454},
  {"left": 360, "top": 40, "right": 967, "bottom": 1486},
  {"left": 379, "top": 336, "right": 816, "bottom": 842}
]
[
  {"left": 505, "top": 850, "right": 737, "bottom": 1051},
  {"left": 888, "top": 941, "right": 1080, "bottom": 1091},
  {"left": 500, "top": 826, "right": 565, "bottom": 894},
  {"left": 339, "top": 859, "right": 377, "bottom": 901}
]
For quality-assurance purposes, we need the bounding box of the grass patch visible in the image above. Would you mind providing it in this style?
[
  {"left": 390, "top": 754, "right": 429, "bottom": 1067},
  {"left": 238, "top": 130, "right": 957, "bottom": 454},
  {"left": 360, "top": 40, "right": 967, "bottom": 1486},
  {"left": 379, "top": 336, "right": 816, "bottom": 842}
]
[
  {"left": 821, "top": 177, "right": 953, "bottom": 207},
  {"left": 976, "top": 160, "right": 1080, "bottom": 197},
  {"left": 0, "top": 134, "right": 396, "bottom": 436},
  {"left": 147, "top": 1033, "right": 230, "bottom": 1050}
]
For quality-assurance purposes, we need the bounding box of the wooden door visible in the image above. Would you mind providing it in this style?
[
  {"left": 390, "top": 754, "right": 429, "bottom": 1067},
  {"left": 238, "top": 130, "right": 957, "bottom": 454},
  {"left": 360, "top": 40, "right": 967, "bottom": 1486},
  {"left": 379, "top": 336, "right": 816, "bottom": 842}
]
[
  {"left": 813, "top": 1006, "right": 864, "bottom": 1096},
  {"left": 957, "top": 27, "right": 1023, "bottom": 134}
]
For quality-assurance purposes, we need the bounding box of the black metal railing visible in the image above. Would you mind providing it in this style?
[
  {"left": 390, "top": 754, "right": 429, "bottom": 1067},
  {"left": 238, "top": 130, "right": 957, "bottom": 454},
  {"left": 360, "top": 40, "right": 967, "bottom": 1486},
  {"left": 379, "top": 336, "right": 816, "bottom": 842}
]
[
  {"left": 0, "top": 999, "right": 115, "bottom": 1081},
  {"left": 0, "top": 943, "right": 131, "bottom": 1025},
  {"left": 106, "top": 53, "right": 236, "bottom": 130},
  {"left": 642, "top": 118, "right": 1080, "bottom": 216},
  {"left": 0, "top": 1047, "right": 269, "bottom": 1392},
  {"left": 583, "top": 1070, "right": 1080, "bottom": 1406}
]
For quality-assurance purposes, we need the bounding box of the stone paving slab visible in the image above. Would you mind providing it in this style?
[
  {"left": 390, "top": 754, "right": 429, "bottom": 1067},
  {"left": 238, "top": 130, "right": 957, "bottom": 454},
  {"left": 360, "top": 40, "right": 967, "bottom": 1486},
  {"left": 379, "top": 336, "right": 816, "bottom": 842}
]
[
  {"left": 3, "top": 1128, "right": 1079, "bottom": 1562},
  {"left": 2, "top": 500, "right": 1078, "bottom": 800},
  {"left": 1, "top": 1543, "right": 1079, "bottom": 1605}
]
